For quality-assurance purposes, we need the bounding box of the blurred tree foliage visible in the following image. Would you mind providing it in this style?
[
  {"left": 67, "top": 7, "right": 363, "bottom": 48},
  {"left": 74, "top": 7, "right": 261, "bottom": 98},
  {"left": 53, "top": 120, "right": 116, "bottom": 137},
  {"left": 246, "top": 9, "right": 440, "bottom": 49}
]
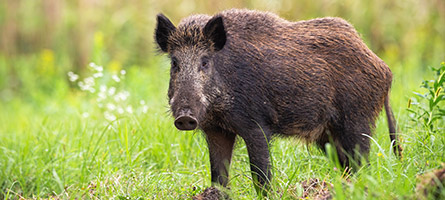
[{"left": 0, "top": 0, "right": 444, "bottom": 90}]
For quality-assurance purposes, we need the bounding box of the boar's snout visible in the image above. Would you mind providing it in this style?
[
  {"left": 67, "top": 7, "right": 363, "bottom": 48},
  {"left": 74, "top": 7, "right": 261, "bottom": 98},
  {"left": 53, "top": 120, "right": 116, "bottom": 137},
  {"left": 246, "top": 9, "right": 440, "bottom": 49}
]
[{"left": 174, "top": 110, "right": 198, "bottom": 130}]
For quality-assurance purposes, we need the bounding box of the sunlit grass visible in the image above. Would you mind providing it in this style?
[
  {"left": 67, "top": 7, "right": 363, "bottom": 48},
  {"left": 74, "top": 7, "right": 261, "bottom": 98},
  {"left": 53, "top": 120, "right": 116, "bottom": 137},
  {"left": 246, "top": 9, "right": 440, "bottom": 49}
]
[{"left": 1, "top": 57, "right": 443, "bottom": 199}]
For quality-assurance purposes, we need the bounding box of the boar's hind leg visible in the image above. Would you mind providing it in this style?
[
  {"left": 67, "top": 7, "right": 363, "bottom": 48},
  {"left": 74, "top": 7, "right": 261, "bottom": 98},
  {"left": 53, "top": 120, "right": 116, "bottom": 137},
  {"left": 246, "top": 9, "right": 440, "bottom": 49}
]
[
  {"left": 204, "top": 127, "right": 236, "bottom": 187},
  {"left": 335, "top": 122, "right": 371, "bottom": 170},
  {"left": 317, "top": 125, "right": 371, "bottom": 170}
]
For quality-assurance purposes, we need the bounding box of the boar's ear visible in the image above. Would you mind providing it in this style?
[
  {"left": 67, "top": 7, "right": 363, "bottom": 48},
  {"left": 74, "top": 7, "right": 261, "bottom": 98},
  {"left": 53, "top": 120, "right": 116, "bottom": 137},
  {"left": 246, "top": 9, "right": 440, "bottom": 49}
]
[
  {"left": 204, "top": 16, "right": 226, "bottom": 51},
  {"left": 155, "top": 13, "right": 176, "bottom": 52}
]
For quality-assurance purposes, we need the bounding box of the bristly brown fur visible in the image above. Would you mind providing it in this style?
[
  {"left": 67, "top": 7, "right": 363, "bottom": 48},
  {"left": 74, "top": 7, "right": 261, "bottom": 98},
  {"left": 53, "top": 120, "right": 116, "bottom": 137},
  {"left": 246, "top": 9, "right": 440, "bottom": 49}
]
[{"left": 155, "top": 8, "right": 402, "bottom": 195}]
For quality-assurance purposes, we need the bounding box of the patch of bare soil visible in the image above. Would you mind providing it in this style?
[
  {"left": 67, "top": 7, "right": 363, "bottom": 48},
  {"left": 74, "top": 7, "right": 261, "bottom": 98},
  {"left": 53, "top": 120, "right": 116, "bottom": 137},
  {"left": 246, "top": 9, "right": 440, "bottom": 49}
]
[
  {"left": 192, "top": 187, "right": 229, "bottom": 200},
  {"left": 299, "top": 178, "right": 333, "bottom": 200},
  {"left": 416, "top": 165, "right": 445, "bottom": 200}
]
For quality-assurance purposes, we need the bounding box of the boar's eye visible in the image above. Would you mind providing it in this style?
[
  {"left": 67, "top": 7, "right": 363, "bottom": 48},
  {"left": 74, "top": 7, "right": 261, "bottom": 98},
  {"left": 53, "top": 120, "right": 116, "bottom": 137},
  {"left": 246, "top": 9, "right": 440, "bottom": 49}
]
[
  {"left": 171, "top": 57, "right": 179, "bottom": 71},
  {"left": 200, "top": 57, "right": 210, "bottom": 72}
]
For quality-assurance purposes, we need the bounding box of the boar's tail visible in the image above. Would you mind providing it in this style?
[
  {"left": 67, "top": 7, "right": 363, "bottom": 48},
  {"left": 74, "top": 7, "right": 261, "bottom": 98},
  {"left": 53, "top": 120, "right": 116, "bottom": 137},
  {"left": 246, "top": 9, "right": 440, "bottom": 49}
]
[{"left": 384, "top": 95, "right": 403, "bottom": 158}]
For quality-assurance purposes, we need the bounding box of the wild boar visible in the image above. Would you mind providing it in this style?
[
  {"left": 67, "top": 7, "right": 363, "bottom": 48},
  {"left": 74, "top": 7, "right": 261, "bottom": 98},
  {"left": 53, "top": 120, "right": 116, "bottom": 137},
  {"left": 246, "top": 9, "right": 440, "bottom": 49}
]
[{"left": 154, "top": 8, "right": 402, "bottom": 193}]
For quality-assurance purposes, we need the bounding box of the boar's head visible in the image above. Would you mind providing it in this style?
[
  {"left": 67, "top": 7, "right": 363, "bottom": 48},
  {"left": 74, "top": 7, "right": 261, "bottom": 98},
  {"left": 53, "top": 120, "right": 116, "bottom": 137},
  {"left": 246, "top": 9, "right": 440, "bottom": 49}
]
[{"left": 155, "top": 14, "right": 227, "bottom": 131}]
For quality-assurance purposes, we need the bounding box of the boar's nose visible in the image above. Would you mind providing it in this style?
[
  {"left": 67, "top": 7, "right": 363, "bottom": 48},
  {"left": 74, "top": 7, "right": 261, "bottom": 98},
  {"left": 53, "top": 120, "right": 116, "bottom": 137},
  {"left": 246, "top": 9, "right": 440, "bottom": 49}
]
[{"left": 174, "top": 115, "right": 198, "bottom": 130}]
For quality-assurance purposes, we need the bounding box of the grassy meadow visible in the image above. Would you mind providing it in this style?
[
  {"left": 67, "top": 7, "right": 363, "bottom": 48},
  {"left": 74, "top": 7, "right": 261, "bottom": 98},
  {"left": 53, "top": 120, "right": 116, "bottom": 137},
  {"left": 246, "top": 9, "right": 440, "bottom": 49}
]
[{"left": 0, "top": 0, "right": 444, "bottom": 199}]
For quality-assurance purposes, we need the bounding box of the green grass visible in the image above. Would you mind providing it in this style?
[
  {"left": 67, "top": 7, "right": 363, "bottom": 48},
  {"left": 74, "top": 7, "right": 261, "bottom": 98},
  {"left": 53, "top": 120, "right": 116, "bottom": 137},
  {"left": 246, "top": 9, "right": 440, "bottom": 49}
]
[
  {"left": 1, "top": 0, "right": 444, "bottom": 198},
  {"left": 0, "top": 56, "right": 443, "bottom": 199}
]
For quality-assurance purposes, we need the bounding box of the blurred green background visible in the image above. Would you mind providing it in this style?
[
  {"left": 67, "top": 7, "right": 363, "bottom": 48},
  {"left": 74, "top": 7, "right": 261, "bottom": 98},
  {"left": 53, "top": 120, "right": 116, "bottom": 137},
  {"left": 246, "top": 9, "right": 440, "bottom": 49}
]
[
  {"left": 0, "top": 0, "right": 444, "bottom": 198},
  {"left": 1, "top": 0, "right": 444, "bottom": 99}
]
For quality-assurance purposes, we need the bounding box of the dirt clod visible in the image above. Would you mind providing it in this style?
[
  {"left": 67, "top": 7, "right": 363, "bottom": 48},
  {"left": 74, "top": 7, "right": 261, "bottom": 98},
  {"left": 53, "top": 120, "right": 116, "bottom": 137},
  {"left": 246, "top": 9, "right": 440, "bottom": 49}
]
[
  {"left": 300, "top": 178, "right": 333, "bottom": 200},
  {"left": 192, "top": 187, "right": 229, "bottom": 200},
  {"left": 416, "top": 166, "right": 445, "bottom": 199}
]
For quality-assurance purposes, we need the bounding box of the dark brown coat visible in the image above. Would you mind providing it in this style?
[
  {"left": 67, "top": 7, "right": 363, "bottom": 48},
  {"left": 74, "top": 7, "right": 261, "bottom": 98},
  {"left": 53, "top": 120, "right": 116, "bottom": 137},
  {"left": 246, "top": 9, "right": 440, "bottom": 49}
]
[{"left": 155, "top": 8, "right": 402, "bottom": 194}]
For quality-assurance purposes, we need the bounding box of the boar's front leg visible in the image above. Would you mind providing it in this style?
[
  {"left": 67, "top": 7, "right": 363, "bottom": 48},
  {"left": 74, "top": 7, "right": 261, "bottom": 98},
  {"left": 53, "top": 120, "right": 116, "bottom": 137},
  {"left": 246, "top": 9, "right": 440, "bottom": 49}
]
[
  {"left": 240, "top": 127, "right": 272, "bottom": 195},
  {"left": 204, "top": 127, "right": 236, "bottom": 187}
]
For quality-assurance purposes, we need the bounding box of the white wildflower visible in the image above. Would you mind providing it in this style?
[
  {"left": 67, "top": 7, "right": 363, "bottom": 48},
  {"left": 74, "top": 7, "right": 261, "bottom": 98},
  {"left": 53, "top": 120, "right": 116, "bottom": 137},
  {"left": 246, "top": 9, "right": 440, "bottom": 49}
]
[
  {"left": 114, "top": 94, "right": 122, "bottom": 102},
  {"left": 112, "top": 75, "right": 120, "bottom": 82},
  {"left": 67, "top": 71, "right": 79, "bottom": 82},
  {"left": 93, "top": 72, "right": 103, "bottom": 78},
  {"left": 89, "top": 63, "right": 103, "bottom": 72},
  {"left": 141, "top": 105, "right": 148, "bottom": 113},
  {"left": 78, "top": 81, "right": 87, "bottom": 91},
  {"left": 114, "top": 91, "right": 129, "bottom": 102},
  {"left": 104, "top": 111, "right": 116, "bottom": 121},
  {"left": 98, "top": 85, "right": 107, "bottom": 101},
  {"left": 82, "top": 112, "right": 90, "bottom": 118},
  {"left": 84, "top": 77, "right": 94, "bottom": 86},
  {"left": 117, "top": 107, "right": 124, "bottom": 114},
  {"left": 100, "top": 85, "right": 107, "bottom": 92},
  {"left": 126, "top": 106, "right": 133, "bottom": 114},
  {"left": 97, "top": 92, "right": 106, "bottom": 102},
  {"left": 95, "top": 66, "right": 103, "bottom": 72},
  {"left": 73, "top": 62, "right": 144, "bottom": 123},
  {"left": 106, "top": 103, "right": 116, "bottom": 111},
  {"left": 108, "top": 87, "right": 116, "bottom": 96},
  {"left": 78, "top": 77, "right": 95, "bottom": 93}
]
